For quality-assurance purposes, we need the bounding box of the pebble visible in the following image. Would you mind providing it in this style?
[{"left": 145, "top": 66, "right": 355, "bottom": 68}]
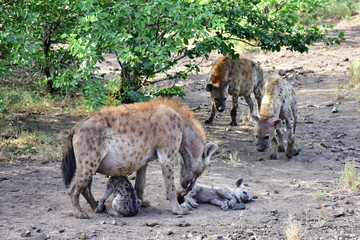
[
  {"left": 145, "top": 222, "right": 160, "bottom": 227},
  {"left": 177, "top": 220, "right": 191, "bottom": 227},
  {"left": 20, "top": 230, "right": 31, "bottom": 237}
]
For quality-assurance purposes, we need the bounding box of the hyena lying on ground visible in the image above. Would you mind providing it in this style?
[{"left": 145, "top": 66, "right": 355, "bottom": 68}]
[
  {"left": 252, "top": 76, "right": 299, "bottom": 159},
  {"left": 95, "top": 176, "right": 142, "bottom": 217},
  {"left": 61, "top": 98, "right": 218, "bottom": 218},
  {"left": 205, "top": 56, "right": 264, "bottom": 126},
  {"left": 177, "top": 178, "right": 250, "bottom": 210}
]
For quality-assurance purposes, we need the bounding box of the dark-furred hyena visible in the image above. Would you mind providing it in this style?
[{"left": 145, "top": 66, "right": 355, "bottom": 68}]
[
  {"left": 205, "top": 56, "right": 264, "bottom": 126},
  {"left": 95, "top": 176, "right": 142, "bottom": 217},
  {"left": 252, "top": 76, "right": 299, "bottom": 160}
]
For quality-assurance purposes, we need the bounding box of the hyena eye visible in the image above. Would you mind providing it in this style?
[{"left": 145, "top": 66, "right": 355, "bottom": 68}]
[
  {"left": 223, "top": 97, "right": 227, "bottom": 101},
  {"left": 264, "top": 135, "right": 270, "bottom": 140}
]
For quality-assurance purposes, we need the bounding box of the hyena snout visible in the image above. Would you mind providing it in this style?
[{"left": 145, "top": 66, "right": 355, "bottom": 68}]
[
  {"left": 215, "top": 101, "right": 226, "bottom": 112},
  {"left": 241, "top": 191, "right": 250, "bottom": 203},
  {"left": 256, "top": 142, "right": 268, "bottom": 152}
]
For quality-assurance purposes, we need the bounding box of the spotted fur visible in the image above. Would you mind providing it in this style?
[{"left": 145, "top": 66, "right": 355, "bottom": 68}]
[
  {"left": 61, "top": 98, "right": 218, "bottom": 218},
  {"left": 205, "top": 56, "right": 264, "bottom": 126},
  {"left": 252, "top": 76, "right": 299, "bottom": 159},
  {"left": 178, "top": 178, "right": 249, "bottom": 210},
  {"left": 95, "top": 176, "right": 141, "bottom": 217}
]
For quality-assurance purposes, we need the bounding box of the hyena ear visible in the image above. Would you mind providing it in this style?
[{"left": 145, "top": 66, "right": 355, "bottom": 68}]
[
  {"left": 205, "top": 84, "right": 213, "bottom": 92},
  {"left": 252, "top": 115, "right": 260, "bottom": 122},
  {"left": 236, "top": 178, "right": 244, "bottom": 187},
  {"left": 204, "top": 143, "right": 218, "bottom": 165},
  {"left": 270, "top": 119, "right": 282, "bottom": 129}
]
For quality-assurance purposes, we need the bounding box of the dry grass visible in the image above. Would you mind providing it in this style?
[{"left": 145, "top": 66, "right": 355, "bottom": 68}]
[
  {"left": 349, "top": 59, "right": 360, "bottom": 100},
  {"left": 284, "top": 215, "right": 304, "bottom": 240},
  {"left": 339, "top": 160, "right": 360, "bottom": 193},
  {"left": 314, "top": 191, "right": 326, "bottom": 201}
]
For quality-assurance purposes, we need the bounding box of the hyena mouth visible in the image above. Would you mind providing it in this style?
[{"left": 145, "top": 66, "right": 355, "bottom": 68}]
[{"left": 186, "top": 177, "right": 196, "bottom": 191}]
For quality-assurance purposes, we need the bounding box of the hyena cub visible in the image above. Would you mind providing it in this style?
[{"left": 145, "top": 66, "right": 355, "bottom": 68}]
[
  {"left": 178, "top": 178, "right": 249, "bottom": 211},
  {"left": 252, "top": 76, "right": 299, "bottom": 159},
  {"left": 95, "top": 176, "right": 142, "bottom": 217},
  {"left": 205, "top": 56, "right": 264, "bottom": 126}
]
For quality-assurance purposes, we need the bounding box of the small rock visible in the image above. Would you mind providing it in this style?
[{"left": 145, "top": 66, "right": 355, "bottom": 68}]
[
  {"left": 232, "top": 202, "right": 246, "bottom": 210},
  {"left": 111, "top": 220, "right": 117, "bottom": 225},
  {"left": 270, "top": 209, "right": 278, "bottom": 215},
  {"left": 322, "top": 206, "right": 345, "bottom": 218},
  {"left": 166, "top": 230, "right": 174, "bottom": 235},
  {"left": 145, "top": 222, "right": 160, "bottom": 227},
  {"left": 99, "top": 220, "right": 105, "bottom": 225},
  {"left": 273, "top": 189, "right": 279, "bottom": 194},
  {"left": 76, "top": 232, "right": 86, "bottom": 239},
  {"left": 278, "top": 69, "right": 286, "bottom": 76},
  {"left": 20, "top": 230, "right": 31, "bottom": 237},
  {"left": 344, "top": 58, "right": 349, "bottom": 61},
  {"left": 177, "top": 220, "right": 191, "bottom": 227},
  {"left": 46, "top": 207, "right": 52, "bottom": 212},
  {"left": 58, "top": 229, "right": 65, "bottom": 233}
]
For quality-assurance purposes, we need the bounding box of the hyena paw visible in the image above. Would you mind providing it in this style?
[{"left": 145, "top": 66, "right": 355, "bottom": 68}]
[
  {"left": 74, "top": 210, "right": 89, "bottom": 219},
  {"left": 229, "top": 121, "right": 238, "bottom": 126},
  {"left": 204, "top": 119, "right": 213, "bottom": 124},
  {"left": 278, "top": 146, "right": 285, "bottom": 152},
  {"left": 221, "top": 204, "right": 229, "bottom": 211},
  {"left": 270, "top": 153, "right": 278, "bottom": 160},
  {"left": 141, "top": 200, "right": 150, "bottom": 207},
  {"left": 95, "top": 204, "right": 106, "bottom": 213}
]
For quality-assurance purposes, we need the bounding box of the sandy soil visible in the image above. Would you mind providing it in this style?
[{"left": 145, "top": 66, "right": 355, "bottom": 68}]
[{"left": 1, "top": 15, "right": 360, "bottom": 240}]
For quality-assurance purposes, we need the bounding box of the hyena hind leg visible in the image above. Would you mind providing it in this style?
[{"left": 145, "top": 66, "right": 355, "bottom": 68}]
[{"left": 81, "top": 178, "right": 98, "bottom": 210}]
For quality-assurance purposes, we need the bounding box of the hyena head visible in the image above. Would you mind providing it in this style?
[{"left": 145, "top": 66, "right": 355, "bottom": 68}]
[
  {"left": 179, "top": 138, "right": 218, "bottom": 191},
  {"left": 205, "top": 80, "right": 231, "bottom": 112},
  {"left": 252, "top": 116, "right": 282, "bottom": 152},
  {"left": 234, "top": 178, "right": 250, "bottom": 203}
]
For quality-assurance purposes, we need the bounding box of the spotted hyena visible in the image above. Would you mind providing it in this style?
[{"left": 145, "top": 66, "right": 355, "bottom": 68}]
[
  {"left": 61, "top": 98, "right": 218, "bottom": 218},
  {"left": 252, "top": 76, "right": 299, "bottom": 159},
  {"left": 95, "top": 176, "right": 142, "bottom": 217},
  {"left": 205, "top": 56, "right": 264, "bottom": 126},
  {"left": 177, "top": 178, "right": 250, "bottom": 211}
]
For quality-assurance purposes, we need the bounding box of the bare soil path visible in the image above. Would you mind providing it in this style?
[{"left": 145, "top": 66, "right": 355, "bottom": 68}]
[{"left": 1, "top": 15, "right": 360, "bottom": 240}]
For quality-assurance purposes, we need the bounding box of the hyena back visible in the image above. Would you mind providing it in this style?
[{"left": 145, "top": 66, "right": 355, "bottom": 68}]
[
  {"left": 205, "top": 56, "right": 264, "bottom": 126},
  {"left": 253, "top": 76, "right": 299, "bottom": 159},
  {"left": 61, "top": 98, "right": 218, "bottom": 218}
]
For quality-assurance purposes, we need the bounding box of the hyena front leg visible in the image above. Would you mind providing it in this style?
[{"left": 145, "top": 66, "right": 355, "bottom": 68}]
[
  {"left": 216, "top": 189, "right": 237, "bottom": 209},
  {"left": 135, "top": 164, "right": 150, "bottom": 207},
  {"left": 210, "top": 198, "right": 229, "bottom": 210},
  {"left": 205, "top": 102, "right": 216, "bottom": 124},
  {"left": 230, "top": 95, "right": 239, "bottom": 126},
  {"left": 285, "top": 116, "right": 299, "bottom": 159},
  {"left": 159, "top": 159, "right": 188, "bottom": 215},
  {"left": 270, "top": 136, "right": 280, "bottom": 160},
  {"left": 244, "top": 95, "right": 255, "bottom": 121},
  {"left": 276, "top": 129, "right": 285, "bottom": 152},
  {"left": 95, "top": 182, "right": 114, "bottom": 213},
  {"left": 182, "top": 186, "right": 201, "bottom": 209}
]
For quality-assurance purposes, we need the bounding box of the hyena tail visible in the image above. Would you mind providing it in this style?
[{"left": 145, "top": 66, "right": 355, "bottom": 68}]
[{"left": 61, "top": 129, "right": 76, "bottom": 188}]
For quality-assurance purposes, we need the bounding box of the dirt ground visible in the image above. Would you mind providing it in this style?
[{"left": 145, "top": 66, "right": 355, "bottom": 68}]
[{"left": 1, "top": 15, "right": 360, "bottom": 240}]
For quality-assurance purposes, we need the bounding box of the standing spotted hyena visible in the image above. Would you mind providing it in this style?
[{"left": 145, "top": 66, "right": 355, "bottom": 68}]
[
  {"left": 205, "top": 56, "right": 264, "bottom": 126},
  {"left": 61, "top": 98, "right": 218, "bottom": 218},
  {"left": 95, "top": 176, "right": 142, "bottom": 217},
  {"left": 252, "top": 76, "right": 299, "bottom": 160}
]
